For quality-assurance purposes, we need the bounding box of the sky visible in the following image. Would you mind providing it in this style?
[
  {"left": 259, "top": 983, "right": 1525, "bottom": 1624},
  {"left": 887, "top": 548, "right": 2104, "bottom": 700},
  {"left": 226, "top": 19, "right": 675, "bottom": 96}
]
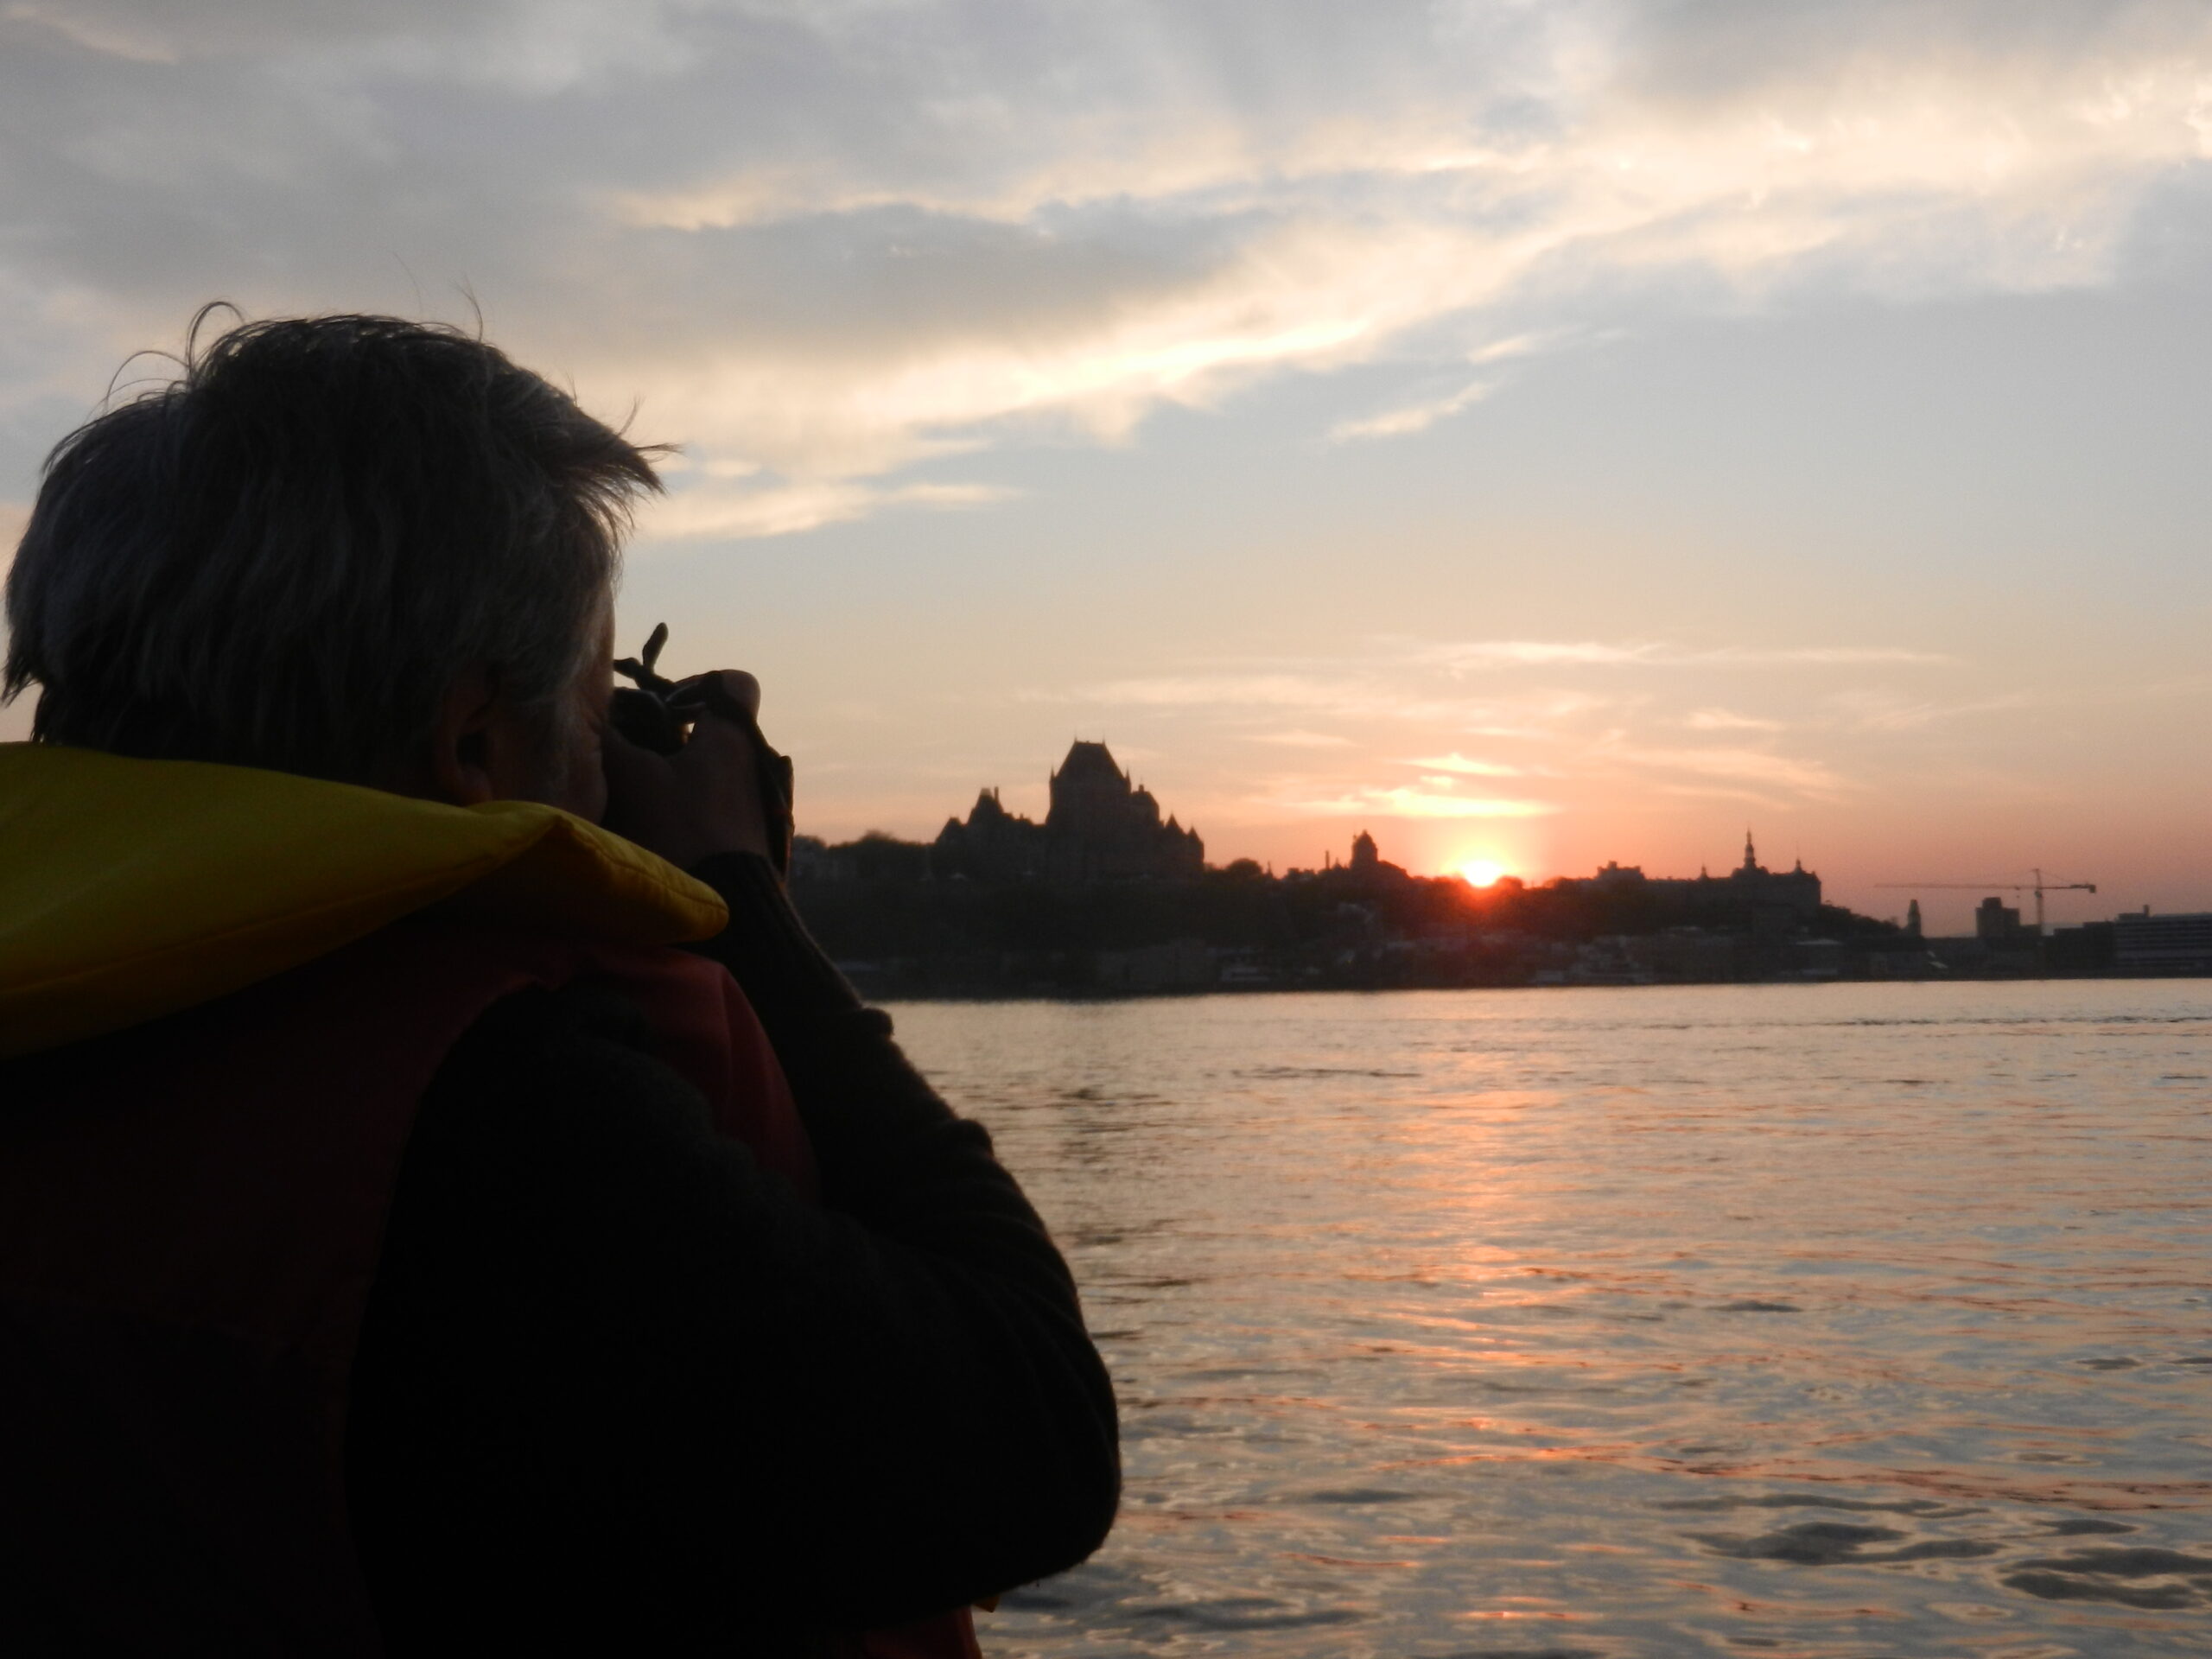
[{"left": 1, "top": 0, "right": 2208, "bottom": 931}]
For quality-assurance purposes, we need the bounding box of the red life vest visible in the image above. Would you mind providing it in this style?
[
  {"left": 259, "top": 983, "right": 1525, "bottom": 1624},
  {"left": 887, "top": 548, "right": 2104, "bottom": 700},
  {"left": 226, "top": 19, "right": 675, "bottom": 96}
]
[{"left": 0, "top": 914, "right": 980, "bottom": 1657}]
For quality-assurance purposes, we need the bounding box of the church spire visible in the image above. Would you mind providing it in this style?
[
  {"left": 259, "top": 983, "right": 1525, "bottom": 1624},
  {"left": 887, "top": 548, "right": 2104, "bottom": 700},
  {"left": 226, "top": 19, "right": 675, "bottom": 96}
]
[{"left": 1742, "top": 827, "right": 1758, "bottom": 873}]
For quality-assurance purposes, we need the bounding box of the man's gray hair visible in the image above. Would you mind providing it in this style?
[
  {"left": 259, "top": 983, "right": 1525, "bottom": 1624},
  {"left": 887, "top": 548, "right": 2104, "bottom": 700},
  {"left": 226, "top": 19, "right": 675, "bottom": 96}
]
[{"left": 3, "top": 311, "right": 661, "bottom": 784}]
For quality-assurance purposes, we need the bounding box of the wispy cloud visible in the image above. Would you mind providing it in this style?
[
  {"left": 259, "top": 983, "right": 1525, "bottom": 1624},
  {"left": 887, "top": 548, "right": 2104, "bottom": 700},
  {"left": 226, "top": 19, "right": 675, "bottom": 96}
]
[
  {"left": 1050, "top": 673, "right": 1456, "bottom": 722},
  {"left": 1030, "top": 632, "right": 1932, "bottom": 832},
  {"left": 1267, "top": 785, "right": 1560, "bottom": 821},
  {"left": 1686, "top": 708, "right": 1786, "bottom": 732},
  {"left": 1824, "top": 687, "right": 2036, "bottom": 732},
  {"left": 1704, "top": 648, "right": 1956, "bottom": 668},
  {"left": 4, "top": 2, "right": 2209, "bottom": 535},
  {"left": 601, "top": 10, "right": 2211, "bottom": 504},
  {"left": 1328, "top": 330, "right": 1565, "bottom": 441},
  {"left": 1418, "top": 640, "right": 1953, "bottom": 671},
  {"left": 1246, "top": 729, "right": 1356, "bottom": 748},
  {"left": 645, "top": 478, "right": 1014, "bottom": 542},
  {"left": 1046, "top": 670, "right": 1624, "bottom": 733},
  {"left": 1330, "top": 376, "right": 1497, "bottom": 442},
  {"left": 1599, "top": 744, "right": 1849, "bottom": 798},
  {"left": 1041, "top": 640, "right": 1966, "bottom": 815},
  {"left": 1405, "top": 751, "right": 1523, "bottom": 777},
  {"left": 1057, "top": 637, "right": 1946, "bottom": 722}
]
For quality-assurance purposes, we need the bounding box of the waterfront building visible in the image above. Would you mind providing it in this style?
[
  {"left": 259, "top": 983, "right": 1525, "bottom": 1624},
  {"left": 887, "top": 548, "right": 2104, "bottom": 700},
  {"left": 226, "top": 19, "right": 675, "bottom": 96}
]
[
  {"left": 933, "top": 741, "right": 1205, "bottom": 881},
  {"left": 1569, "top": 831, "right": 1821, "bottom": 923},
  {"left": 2113, "top": 911, "right": 2212, "bottom": 974},
  {"left": 2045, "top": 921, "right": 2116, "bottom": 971}
]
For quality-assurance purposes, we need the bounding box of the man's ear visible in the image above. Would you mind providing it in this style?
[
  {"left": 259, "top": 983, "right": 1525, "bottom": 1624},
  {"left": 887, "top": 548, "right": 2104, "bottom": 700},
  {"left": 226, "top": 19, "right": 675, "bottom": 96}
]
[{"left": 427, "top": 664, "right": 502, "bottom": 806}]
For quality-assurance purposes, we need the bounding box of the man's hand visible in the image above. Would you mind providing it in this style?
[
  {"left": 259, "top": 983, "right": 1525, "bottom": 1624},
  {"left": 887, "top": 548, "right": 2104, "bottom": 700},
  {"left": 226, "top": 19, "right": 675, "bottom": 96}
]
[{"left": 600, "top": 670, "right": 774, "bottom": 870}]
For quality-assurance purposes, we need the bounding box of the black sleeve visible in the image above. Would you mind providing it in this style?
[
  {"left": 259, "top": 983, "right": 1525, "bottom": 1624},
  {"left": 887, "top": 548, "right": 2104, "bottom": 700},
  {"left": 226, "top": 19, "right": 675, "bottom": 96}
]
[{"left": 348, "top": 871, "right": 1118, "bottom": 1649}]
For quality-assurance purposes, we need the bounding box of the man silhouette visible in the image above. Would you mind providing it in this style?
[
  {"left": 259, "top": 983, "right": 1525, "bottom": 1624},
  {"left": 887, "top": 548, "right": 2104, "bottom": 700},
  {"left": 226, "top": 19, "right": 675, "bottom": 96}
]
[{"left": 0, "top": 313, "right": 1117, "bottom": 1655}]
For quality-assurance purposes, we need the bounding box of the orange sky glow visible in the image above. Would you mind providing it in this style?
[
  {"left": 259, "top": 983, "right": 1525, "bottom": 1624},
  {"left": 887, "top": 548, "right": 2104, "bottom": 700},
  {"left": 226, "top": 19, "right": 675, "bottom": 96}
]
[{"left": 1, "top": 3, "right": 2207, "bottom": 937}]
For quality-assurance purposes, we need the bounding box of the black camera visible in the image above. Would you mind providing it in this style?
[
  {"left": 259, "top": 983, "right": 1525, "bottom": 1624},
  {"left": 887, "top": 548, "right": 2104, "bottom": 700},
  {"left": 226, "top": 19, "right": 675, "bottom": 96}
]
[{"left": 611, "top": 623, "right": 795, "bottom": 876}]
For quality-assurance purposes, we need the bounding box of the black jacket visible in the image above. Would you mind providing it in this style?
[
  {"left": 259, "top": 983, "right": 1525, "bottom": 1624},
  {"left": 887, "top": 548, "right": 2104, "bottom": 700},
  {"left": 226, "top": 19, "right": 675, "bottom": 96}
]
[{"left": 346, "top": 853, "right": 1119, "bottom": 1650}]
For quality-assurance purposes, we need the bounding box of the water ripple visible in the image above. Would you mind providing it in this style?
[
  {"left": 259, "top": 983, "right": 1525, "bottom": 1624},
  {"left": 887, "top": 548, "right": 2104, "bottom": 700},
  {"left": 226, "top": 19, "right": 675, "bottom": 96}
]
[{"left": 893, "top": 980, "right": 2212, "bottom": 1656}]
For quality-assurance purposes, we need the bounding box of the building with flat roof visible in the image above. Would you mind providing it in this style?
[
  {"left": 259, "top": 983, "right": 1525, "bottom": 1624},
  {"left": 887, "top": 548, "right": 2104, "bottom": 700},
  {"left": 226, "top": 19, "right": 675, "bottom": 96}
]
[{"left": 2113, "top": 912, "right": 2212, "bottom": 974}]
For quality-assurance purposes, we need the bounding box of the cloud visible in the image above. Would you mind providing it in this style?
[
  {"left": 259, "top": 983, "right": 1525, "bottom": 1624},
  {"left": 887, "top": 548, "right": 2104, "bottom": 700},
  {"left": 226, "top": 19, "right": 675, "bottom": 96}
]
[
  {"left": 1705, "top": 648, "right": 1955, "bottom": 667},
  {"left": 1246, "top": 728, "right": 1355, "bottom": 747},
  {"left": 644, "top": 477, "right": 1014, "bottom": 541},
  {"left": 1049, "top": 667, "right": 1622, "bottom": 731},
  {"left": 1327, "top": 329, "right": 1561, "bottom": 441},
  {"left": 1687, "top": 708, "right": 1786, "bottom": 732},
  {"left": 1052, "top": 639, "right": 1950, "bottom": 744},
  {"left": 1599, "top": 743, "right": 1849, "bottom": 798},
  {"left": 1654, "top": 782, "right": 1792, "bottom": 808},
  {"left": 1058, "top": 628, "right": 1893, "bottom": 823},
  {"left": 1033, "top": 630, "right": 2202, "bottom": 845},
  {"left": 1824, "top": 685, "right": 2036, "bottom": 731},
  {"left": 1425, "top": 640, "right": 1662, "bottom": 668},
  {"left": 1054, "top": 672, "right": 1447, "bottom": 721},
  {"left": 1417, "top": 640, "right": 1954, "bottom": 671},
  {"left": 1331, "top": 375, "right": 1497, "bottom": 442},
  {"left": 1268, "top": 785, "right": 1560, "bottom": 820},
  {"left": 3, "top": 0, "right": 2209, "bottom": 534},
  {"left": 1406, "top": 751, "right": 1522, "bottom": 776}
]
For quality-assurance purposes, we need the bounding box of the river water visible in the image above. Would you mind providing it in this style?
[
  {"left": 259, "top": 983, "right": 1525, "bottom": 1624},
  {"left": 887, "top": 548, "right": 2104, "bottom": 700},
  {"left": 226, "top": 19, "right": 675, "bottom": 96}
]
[{"left": 886, "top": 981, "right": 2212, "bottom": 1658}]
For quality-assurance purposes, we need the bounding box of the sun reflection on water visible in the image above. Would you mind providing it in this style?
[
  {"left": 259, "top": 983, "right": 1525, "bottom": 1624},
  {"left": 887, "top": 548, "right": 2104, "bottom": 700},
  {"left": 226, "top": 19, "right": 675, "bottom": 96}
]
[{"left": 893, "top": 982, "right": 2212, "bottom": 1656}]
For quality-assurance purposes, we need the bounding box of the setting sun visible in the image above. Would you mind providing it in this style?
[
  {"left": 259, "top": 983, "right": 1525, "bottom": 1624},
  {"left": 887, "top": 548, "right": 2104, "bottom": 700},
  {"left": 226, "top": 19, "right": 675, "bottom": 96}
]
[{"left": 1459, "top": 858, "right": 1509, "bottom": 887}]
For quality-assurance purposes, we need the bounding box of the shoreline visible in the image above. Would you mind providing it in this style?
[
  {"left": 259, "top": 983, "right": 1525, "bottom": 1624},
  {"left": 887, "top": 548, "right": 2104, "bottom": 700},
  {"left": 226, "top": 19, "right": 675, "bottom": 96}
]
[{"left": 851, "top": 965, "right": 2212, "bottom": 1004}]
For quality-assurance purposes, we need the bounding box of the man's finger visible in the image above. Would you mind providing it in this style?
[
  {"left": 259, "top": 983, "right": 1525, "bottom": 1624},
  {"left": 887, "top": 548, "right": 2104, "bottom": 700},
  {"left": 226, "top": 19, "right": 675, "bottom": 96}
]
[
  {"left": 674, "top": 670, "right": 761, "bottom": 723},
  {"left": 666, "top": 700, "right": 768, "bottom": 805}
]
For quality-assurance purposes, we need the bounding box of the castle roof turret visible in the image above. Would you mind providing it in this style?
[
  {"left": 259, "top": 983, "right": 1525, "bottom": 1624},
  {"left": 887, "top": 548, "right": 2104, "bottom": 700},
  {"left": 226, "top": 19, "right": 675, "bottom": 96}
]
[{"left": 1052, "top": 741, "right": 1125, "bottom": 785}]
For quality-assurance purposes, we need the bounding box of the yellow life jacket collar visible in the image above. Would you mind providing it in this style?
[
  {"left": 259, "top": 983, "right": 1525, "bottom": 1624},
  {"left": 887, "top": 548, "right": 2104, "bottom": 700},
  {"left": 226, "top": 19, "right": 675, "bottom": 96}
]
[{"left": 0, "top": 742, "right": 727, "bottom": 1060}]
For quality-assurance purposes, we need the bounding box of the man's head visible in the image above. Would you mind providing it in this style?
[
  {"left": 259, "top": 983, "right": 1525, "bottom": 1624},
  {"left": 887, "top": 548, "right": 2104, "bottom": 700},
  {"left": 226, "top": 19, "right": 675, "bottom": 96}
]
[{"left": 3, "top": 312, "right": 660, "bottom": 819}]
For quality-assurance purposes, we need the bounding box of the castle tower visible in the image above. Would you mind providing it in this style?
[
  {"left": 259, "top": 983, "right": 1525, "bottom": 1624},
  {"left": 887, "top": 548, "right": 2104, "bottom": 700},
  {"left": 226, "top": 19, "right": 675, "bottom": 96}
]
[{"left": 1048, "top": 741, "right": 1130, "bottom": 831}]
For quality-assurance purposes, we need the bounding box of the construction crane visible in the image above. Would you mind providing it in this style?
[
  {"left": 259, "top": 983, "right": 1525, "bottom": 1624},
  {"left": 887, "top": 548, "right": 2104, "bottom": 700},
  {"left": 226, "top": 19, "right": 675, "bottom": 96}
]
[{"left": 1875, "top": 868, "right": 2096, "bottom": 937}]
